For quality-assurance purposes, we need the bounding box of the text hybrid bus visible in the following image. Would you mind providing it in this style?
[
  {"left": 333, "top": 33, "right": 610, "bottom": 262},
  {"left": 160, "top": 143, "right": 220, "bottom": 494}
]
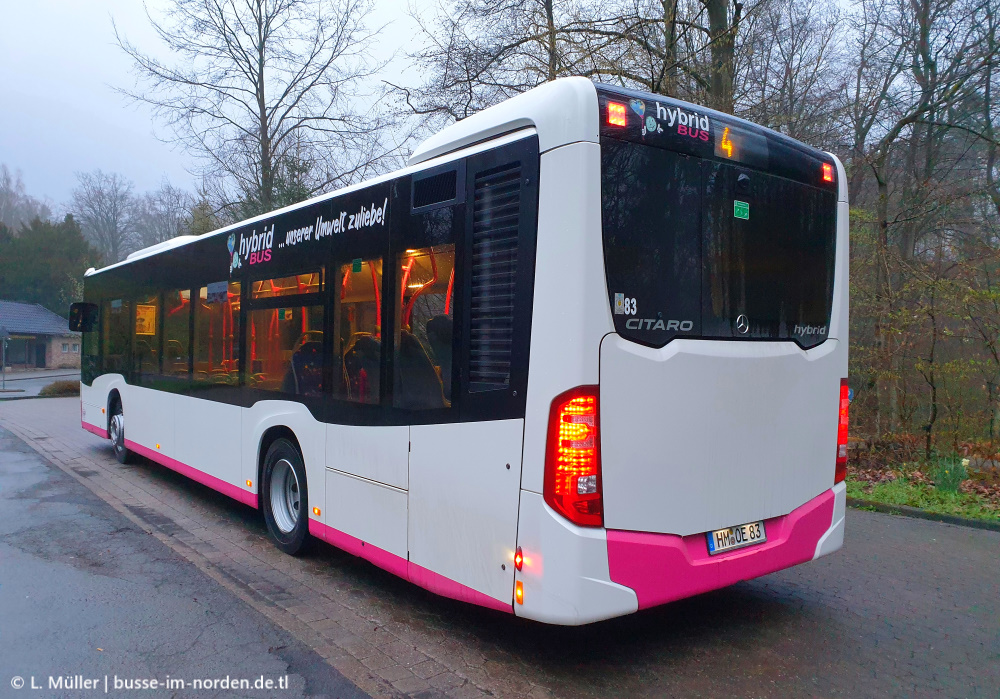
[{"left": 72, "top": 77, "right": 849, "bottom": 625}]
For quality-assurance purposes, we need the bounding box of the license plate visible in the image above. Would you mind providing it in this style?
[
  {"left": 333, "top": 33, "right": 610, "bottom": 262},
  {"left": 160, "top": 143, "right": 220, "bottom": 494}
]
[{"left": 706, "top": 520, "right": 766, "bottom": 555}]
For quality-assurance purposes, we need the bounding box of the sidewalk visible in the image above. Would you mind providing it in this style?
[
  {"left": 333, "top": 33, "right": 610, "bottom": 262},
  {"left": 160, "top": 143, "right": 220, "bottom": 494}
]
[{"left": 0, "top": 367, "right": 79, "bottom": 382}]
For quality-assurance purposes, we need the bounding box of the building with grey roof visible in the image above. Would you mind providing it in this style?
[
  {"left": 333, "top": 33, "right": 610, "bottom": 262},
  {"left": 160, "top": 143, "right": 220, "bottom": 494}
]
[{"left": 0, "top": 300, "right": 80, "bottom": 369}]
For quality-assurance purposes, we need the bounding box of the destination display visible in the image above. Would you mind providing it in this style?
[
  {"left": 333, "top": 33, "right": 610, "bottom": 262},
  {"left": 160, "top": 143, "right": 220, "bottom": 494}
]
[{"left": 596, "top": 85, "right": 835, "bottom": 188}]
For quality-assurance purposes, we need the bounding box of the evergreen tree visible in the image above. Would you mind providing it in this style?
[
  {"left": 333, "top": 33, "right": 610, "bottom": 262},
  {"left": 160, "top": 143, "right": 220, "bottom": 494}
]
[{"left": 0, "top": 215, "right": 100, "bottom": 317}]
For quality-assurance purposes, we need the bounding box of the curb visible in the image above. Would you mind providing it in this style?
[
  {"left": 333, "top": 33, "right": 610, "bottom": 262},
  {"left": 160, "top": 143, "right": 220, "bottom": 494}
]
[
  {"left": 0, "top": 394, "right": 79, "bottom": 402},
  {"left": 847, "top": 497, "right": 1000, "bottom": 533}
]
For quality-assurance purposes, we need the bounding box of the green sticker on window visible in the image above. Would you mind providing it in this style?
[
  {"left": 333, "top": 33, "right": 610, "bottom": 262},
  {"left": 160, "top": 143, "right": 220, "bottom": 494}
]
[
  {"left": 352, "top": 258, "right": 363, "bottom": 273},
  {"left": 734, "top": 200, "right": 749, "bottom": 220}
]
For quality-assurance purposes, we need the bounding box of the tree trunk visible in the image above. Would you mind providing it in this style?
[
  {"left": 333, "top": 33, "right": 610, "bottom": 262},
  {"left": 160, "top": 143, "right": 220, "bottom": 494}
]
[
  {"left": 874, "top": 163, "right": 898, "bottom": 433},
  {"left": 544, "top": 0, "right": 558, "bottom": 82},
  {"left": 256, "top": 0, "right": 272, "bottom": 213},
  {"left": 704, "top": 0, "right": 741, "bottom": 113},
  {"left": 659, "top": 0, "right": 680, "bottom": 95}
]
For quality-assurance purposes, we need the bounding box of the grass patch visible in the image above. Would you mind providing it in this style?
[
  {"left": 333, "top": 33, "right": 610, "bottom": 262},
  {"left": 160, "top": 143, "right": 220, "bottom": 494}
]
[
  {"left": 846, "top": 473, "right": 999, "bottom": 522},
  {"left": 38, "top": 380, "right": 80, "bottom": 397}
]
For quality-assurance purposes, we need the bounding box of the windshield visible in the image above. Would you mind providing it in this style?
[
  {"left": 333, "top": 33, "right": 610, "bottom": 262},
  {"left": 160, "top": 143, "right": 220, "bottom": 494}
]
[{"left": 601, "top": 136, "right": 837, "bottom": 349}]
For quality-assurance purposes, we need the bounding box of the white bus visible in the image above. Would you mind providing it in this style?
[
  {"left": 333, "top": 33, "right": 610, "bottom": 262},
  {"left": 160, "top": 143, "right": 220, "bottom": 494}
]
[{"left": 73, "top": 77, "right": 849, "bottom": 625}]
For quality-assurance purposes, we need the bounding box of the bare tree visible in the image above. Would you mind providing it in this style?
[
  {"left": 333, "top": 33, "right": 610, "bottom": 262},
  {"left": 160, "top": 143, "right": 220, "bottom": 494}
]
[
  {"left": 0, "top": 164, "right": 52, "bottom": 230},
  {"left": 72, "top": 170, "right": 137, "bottom": 264},
  {"left": 737, "top": 0, "right": 845, "bottom": 145},
  {"left": 133, "top": 181, "right": 194, "bottom": 248},
  {"left": 401, "top": 0, "right": 765, "bottom": 128},
  {"left": 116, "top": 0, "right": 393, "bottom": 218},
  {"left": 396, "top": 0, "right": 587, "bottom": 127}
]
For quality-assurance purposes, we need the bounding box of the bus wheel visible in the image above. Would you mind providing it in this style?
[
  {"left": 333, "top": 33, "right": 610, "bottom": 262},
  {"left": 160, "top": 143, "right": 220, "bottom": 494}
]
[
  {"left": 262, "top": 438, "right": 309, "bottom": 555},
  {"left": 109, "top": 399, "right": 132, "bottom": 465}
]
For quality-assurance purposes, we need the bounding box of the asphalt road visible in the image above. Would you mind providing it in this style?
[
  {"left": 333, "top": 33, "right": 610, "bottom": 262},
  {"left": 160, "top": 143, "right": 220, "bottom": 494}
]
[
  {"left": 0, "top": 397, "right": 998, "bottom": 698},
  {"left": 0, "top": 422, "right": 366, "bottom": 698}
]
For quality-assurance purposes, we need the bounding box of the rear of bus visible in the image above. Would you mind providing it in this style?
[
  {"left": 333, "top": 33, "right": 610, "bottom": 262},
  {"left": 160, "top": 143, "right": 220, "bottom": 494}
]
[{"left": 515, "top": 83, "right": 848, "bottom": 624}]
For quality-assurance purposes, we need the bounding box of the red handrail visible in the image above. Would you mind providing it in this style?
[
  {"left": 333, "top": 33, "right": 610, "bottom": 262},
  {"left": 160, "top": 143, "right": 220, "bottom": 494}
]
[{"left": 404, "top": 252, "right": 439, "bottom": 327}]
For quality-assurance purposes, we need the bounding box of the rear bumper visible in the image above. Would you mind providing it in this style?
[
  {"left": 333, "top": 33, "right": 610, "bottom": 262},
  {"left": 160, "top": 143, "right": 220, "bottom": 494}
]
[{"left": 606, "top": 483, "right": 846, "bottom": 610}]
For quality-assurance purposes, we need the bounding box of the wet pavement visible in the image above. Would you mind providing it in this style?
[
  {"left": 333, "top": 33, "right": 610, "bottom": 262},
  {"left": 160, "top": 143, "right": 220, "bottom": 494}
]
[{"left": 0, "top": 421, "right": 365, "bottom": 698}]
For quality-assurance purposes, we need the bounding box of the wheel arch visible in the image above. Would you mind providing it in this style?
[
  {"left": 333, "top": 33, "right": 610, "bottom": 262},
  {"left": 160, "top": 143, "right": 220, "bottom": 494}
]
[
  {"left": 256, "top": 425, "right": 304, "bottom": 510},
  {"left": 106, "top": 389, "right": 122, "bottom": 434}
]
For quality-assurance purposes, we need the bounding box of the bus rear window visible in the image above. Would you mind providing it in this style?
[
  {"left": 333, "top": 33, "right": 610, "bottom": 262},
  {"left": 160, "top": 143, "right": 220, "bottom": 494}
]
[{"left": 601, "top": 138, "right": 837, "bottom": 349}]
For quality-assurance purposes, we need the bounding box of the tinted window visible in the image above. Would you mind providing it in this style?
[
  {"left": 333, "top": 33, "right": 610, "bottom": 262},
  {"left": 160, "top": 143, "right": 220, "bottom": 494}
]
[
  {"left": 81, "top": 311, "right": 99, "bottom": 385},
  {"left": 251, "top": 272, "right": 322, "bottom": 299},
  {"left": 133, "top": 294, "right": 160, "bottom": 383},
  {"left": 335, "top": 258, "right": 382, "bottom": 404},
  {"left": 601, "top": 138, "right": 836, "bottom": 348},
  {"left": 394, "top": 245, "right": 455, "bottom": 408},
  {"left": 601, "top": 139, "right": 702, "bottom": 346},
  {"left": 702, "top": 161, "right": 836, "bottom": 344},
  {"left": 163, "top": 289, "right": 191, "bottom": 379},
  {"left": 413, "top": 170, "right": 457, "bottom": 209},
  {"left": 103, "top": 298, "right": 131, "bottom": 376},
  {"left": 194, "top": 282, "right": 240, "bottom": 387},
  {"left": 248, "top": 305, "right": 323, "bottom": 395}
]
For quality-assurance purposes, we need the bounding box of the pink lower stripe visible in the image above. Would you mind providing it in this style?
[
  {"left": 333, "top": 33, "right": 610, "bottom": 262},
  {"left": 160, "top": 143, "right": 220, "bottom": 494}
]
[
  {"left": 125, "top": 439, "right": 258, "bottom": 509},
  {"left": 607, "top": 488, "right": 836, "bottom": 610},
  {"left": 309, "top": 519, "right": 512, "bottom": 614},
  {"left": 81, "top": 421, "right": 109, "bottom": 439}
]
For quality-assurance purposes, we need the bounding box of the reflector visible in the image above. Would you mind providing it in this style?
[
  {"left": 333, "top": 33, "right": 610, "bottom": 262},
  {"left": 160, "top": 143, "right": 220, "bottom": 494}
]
[{"left": 835, "top": 379, "right": 849, "bottom": 483}]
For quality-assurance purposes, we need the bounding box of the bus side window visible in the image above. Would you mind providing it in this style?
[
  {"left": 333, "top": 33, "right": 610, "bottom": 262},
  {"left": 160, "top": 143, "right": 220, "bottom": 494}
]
[
  {"left": 244, "top": 272, "right": 324, "bottom": 396},
  {"left": 81, "top": 306, "right": 100, "bottom": 385},
  {"left": 103, "top": 298, "right": 131, "bottom": 377},
  {"left": 334, "top": 259, "right": 382, "bottom": 404},
  {"left": 247, "top": 305, "right": 324, "bottom": 395},
  {"left": 193, "top": 282, "right": 241, "bottom": 388},
  {"left": 133, "top": 294, "right": 160, "bottom": 384},
  {"left": 162, "top": 289, "right": 191, "bottom": 380},
  {"left": 394, "top": 245, "right": 455, "bottom": 409}
]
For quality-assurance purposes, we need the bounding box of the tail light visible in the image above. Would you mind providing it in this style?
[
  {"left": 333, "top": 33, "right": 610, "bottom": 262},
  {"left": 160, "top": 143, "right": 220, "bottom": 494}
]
[
  {"left": 835, "top": 379, "right": 849, "bottom": 484},
  {"left": 543, "top": 386, "right": 603, "bottom": 527},
  {"left": 607, "top": 102, "right": 627, "bottom": 127}
]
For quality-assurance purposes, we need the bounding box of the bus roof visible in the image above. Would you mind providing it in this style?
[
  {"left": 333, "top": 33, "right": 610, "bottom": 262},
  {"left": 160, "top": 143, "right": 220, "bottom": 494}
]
[{"left": 89, "top": 77, "right": 841, "bottom": 277}]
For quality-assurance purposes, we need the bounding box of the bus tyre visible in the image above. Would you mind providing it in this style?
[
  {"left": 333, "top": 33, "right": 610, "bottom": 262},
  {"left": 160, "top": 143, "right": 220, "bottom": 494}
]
[
  {"left": 109, "top": 400, "right": 132, "bottom": 465},
  {"left": 262, "top": 439, "right": 310, "bottom": 555}
]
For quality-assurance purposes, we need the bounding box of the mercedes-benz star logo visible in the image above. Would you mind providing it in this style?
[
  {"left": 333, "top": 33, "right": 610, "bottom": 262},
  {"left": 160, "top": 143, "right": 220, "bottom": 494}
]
[{"left": 736, "top": 314, "right": 750, "bottom": 334}]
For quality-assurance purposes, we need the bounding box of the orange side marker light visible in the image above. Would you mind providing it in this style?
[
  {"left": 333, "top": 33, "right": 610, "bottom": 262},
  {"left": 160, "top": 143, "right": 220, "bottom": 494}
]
[
  {"left": 312, "top": 507, "right": 321, "bottom": 516},
  {"left": 515, "top": 581, "right": 524, "bottom": 605},
  {"left": 246, "top": 480, "right": 253, "bottom": 488}
]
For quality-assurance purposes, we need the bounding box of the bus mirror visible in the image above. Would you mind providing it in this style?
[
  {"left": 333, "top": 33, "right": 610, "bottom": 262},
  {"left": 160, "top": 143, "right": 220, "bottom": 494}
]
[{"left": 69, "top": 302, "right": 98, "bottom": 332}]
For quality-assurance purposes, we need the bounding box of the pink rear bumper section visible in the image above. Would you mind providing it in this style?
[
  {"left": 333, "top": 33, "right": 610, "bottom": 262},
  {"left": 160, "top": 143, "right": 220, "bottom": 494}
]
[{"left": 606, "top": 488, "right": 836, "bottom": 610}]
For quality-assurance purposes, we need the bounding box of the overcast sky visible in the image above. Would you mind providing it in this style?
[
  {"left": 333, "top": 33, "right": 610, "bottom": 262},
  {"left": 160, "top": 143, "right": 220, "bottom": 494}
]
[{"left": 0, "top": 0, "right": 424, "bottom": 209}]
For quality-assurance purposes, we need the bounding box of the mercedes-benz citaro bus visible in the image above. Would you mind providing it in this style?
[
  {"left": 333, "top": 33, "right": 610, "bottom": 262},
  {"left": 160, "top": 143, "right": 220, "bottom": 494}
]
[{"left": 72, "top": 77, "right": 849, "bottom": 625}]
